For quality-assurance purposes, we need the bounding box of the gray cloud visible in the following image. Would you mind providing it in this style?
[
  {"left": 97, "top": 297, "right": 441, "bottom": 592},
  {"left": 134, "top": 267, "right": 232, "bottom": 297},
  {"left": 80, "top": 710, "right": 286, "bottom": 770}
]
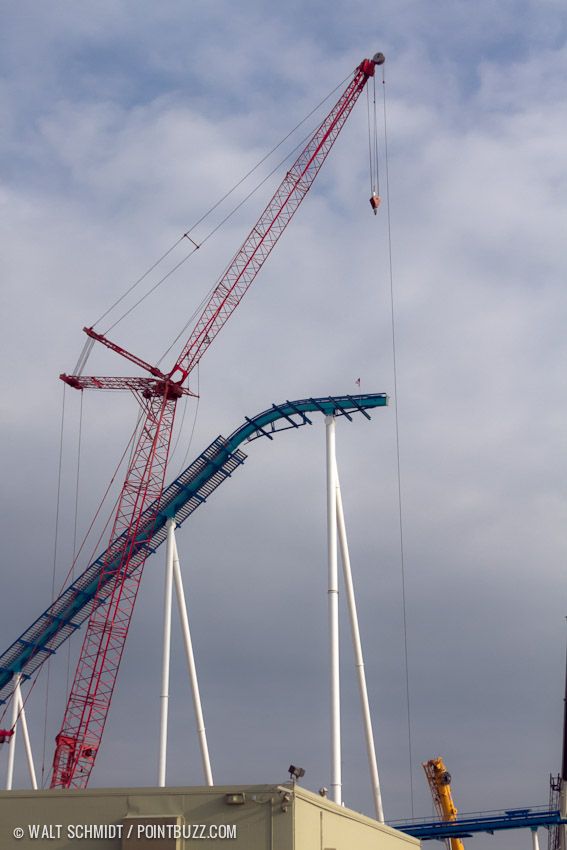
[{"left": 1, "top": 4, "right": 565, "bottom": 849}]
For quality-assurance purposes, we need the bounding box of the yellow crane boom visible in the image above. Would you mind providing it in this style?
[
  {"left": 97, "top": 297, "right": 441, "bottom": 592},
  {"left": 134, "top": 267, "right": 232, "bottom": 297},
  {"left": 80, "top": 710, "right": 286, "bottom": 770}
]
[{"left": 422, "top": 757, "right": 464, "bottom": 850}]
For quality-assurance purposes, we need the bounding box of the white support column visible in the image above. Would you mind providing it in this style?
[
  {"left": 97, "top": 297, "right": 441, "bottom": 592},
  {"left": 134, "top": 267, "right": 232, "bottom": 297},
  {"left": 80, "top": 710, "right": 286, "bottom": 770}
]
[
  {"left": 531, "top": 828, "right": 540, "bottom": 850},
  {"left": 5, "top": 674, "right": 20, "bottom": 790},
  {"left": 15, "top": 687, "right": 37, "bottom": 790},
  {"left": 158, "top": 518, "right": 175, "bottom": 787},
  {"left": 171, "top": 533, "right": 214, "bottom": 786},
  {"left": 335, "top": 463, "right": 384, "bottom": 822},
  {"left": 325, "top": 415, "right": 341, "bottom": 805}
]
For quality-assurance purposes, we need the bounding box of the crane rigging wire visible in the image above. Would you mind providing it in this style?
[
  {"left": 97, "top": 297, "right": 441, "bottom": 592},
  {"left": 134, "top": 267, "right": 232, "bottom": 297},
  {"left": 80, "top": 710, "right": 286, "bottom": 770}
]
[
  {"left": 366, "top": 75, "right": 382, "bottom": 218},
  {"left": 178, "top": 71, "right": 351, "bottom": 241},
  {"left": 177, "top": 363, "right": 201, "bottom": 476},
  {"left": 153, "top": 116, "right": 330, "bottom": 368},
  {"left": 168, "top": 390, "right": 190, "bottom": 464},
  {"left": 71, "top": 392, "right": 84, "bottom": 570},
  {"left": 366, "top": 86, "right": 374, "bottom": 195},
  {"left": 2, "top": 384, "right": 67, "bottom": 778},
  {"left": 38, "top": 404, "right": 145, "bottom": 778},
  {"left": 106, "top": 103, "right": 351, "bottom": 359},
  {"left": 381, "top": 61, "right": 415, "bottom": 817},
  {"left": 366, "top": 78, "right": 380, "bottom": 196},
  {"left": 103, "top": 244, "right": 199, "bottom": 336},
  {"left": 89, "top": 71, "right": 353, "bottom": 339},
  {"left": 167, "top": 361, "right": 201, "bottom": 475},
  {"left": 56, "top": 407, "right": 145, "bottom": 596},
  {"left": 38, "top": 391, "right": 142, "bottom": 780},
  {"left": 92, "top": 236, "right": 188, "bottom": 331},
  {"left": 373, "top": 75, "right": 380, "bottom": 195},
  {"left": 65, "top": 391, "right": 85, "bottom": 702},
  {"left": 40, "top": 383, "right": 67, "bottom": 785}
]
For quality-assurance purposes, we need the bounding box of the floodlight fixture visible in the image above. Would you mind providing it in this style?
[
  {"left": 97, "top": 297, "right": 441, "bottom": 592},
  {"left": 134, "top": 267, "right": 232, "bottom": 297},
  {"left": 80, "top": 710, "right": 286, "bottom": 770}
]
[{"left": 288, "top": 764, "right": 306, "bottom": 781}]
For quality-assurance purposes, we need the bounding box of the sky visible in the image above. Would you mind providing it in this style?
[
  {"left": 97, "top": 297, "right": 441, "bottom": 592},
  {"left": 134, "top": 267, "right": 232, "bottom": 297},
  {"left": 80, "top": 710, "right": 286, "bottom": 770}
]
[{"left": 1, "top": 1, "right": 567, "bottom": 848}]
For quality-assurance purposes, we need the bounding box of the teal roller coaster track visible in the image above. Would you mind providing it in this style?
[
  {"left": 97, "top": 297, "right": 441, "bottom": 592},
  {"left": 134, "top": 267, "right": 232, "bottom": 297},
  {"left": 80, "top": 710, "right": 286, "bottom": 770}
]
[{"left": 0, "top": 392, "right": 387, "bottom": 710}]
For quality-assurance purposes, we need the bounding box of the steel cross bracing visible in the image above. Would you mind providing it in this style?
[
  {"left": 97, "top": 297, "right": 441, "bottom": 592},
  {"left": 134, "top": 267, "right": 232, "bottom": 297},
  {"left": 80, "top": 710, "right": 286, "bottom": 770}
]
[
  {"left": 48, "top": 52, "right": 384, "bottom": 789},
  {"left": 0, "top": 393, "right": 387, "bottom": 784}
]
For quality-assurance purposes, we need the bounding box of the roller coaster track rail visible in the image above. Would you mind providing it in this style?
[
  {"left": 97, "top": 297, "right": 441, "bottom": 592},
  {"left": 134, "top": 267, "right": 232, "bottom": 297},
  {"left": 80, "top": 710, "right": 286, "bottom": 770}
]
[{"left": 0, "top": 392, "right": 388, "bottom": 709}]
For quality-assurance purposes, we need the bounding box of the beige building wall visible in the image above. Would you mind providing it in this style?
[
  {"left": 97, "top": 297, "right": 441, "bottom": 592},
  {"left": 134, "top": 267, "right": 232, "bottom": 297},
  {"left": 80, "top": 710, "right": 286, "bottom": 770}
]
[
  {"left": 0, "top": 783, "right": 418, "bottom": 850},
  {"left": 294, "top": 787, "right": 418, "bottom": 850}
]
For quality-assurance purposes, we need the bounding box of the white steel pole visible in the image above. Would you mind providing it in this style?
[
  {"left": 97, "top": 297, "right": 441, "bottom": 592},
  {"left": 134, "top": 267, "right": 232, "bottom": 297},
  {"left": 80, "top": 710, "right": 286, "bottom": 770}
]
[
  {"left": 560, "top": 779, "right": 567, "bottom": 850},
  {"left": 531, "top": 828, "right": 540, "bottom": 850},
  {"left": 172, "top": 533, "right": 214, "bottom": 786},
  {"left": 5, "top": 674, "right": 20, "bottom": 790},
  {"left": 335, "top": 463, "right": 384, "bottom": 822},
  {"left": 158, "top": 518, "right": 175, "bottom": 787},
  {"left": 325, "top": 415, "right": 341, "bottom": 805},
  {"left": 15, "top": 687, "right": 37, "bottom": 790}
]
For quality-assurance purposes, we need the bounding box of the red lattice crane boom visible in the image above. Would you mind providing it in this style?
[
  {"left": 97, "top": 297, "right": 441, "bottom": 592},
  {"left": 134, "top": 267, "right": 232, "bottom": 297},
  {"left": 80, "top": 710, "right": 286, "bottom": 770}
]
[{"left": 51, "top": 51, "right": 385, "bottom": 789}]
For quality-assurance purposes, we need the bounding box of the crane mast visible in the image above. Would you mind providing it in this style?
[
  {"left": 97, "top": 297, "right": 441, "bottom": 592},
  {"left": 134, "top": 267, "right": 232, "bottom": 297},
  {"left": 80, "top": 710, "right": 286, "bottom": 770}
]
[
  {"left": 423, "top": 758, "right": 465, "bottom": 850},
  {"left": 51, "top": 52, "right": 385, "bottom": 789}
]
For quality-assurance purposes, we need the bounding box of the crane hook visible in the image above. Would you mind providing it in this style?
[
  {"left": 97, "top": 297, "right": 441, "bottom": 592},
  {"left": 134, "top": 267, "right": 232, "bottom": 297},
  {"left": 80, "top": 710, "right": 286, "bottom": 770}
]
[{"left": 369, "top": 192, "right": 381, "bottom": 214}]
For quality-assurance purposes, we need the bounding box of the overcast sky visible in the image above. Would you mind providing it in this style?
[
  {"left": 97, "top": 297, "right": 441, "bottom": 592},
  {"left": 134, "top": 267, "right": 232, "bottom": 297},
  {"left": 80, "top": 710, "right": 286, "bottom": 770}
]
[{"left": 1, "top": 2, "right": 566, "bottom": 848}]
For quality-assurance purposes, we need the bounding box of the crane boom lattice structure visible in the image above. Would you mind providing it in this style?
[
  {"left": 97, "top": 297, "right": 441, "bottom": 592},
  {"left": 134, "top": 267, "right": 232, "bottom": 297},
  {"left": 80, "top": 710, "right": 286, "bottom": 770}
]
[
  {"left": 52, "top": 393, "right": 177, "bottom": 786},
  {"left": 423, "top": 758, "right": 465, "bottom": 850},
  {"left": 46, "top": 51, "right": 385, "bottom": 790}
]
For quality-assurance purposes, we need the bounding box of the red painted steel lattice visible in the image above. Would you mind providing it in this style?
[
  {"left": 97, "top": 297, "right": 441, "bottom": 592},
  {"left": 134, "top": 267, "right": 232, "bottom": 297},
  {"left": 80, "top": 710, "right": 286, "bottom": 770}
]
[{"left": 51, "top": 54, "right": 382, "bottom": 788}]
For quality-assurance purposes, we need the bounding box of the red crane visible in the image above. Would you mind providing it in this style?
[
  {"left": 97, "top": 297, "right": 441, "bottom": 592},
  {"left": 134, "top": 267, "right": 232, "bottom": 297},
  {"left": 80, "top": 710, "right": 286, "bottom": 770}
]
[{"left": 51, "top": 51, "right": 385, "bottom": 789}]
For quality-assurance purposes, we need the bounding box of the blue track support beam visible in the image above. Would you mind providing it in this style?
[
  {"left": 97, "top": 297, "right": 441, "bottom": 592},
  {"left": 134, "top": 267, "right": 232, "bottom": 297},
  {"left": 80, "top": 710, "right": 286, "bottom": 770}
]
[
  {"left": 392, "top": 808, "right": 567, "bottom": 839},
  {"left": 0, "top": 392, "right": 387, "bottom": 707}
]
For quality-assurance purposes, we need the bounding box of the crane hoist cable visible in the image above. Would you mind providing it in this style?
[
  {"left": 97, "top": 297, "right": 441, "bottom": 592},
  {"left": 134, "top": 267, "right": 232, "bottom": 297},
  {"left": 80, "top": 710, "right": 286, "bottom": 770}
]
[
  {"left": 367, "top": 72, "right": 382, "bottom": 214},
  {"left": 376, "top": 57, "right": 415, "bottom": 815}
]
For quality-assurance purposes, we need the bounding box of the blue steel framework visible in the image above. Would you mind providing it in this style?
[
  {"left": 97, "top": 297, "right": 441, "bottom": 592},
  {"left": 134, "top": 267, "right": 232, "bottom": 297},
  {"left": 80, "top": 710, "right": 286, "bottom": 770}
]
[
  {"left": 392, "top": 807, "right": 567, "bottom": 840},
  {"left": 0, "top": 392, "right": 387, "bottom": 711}
]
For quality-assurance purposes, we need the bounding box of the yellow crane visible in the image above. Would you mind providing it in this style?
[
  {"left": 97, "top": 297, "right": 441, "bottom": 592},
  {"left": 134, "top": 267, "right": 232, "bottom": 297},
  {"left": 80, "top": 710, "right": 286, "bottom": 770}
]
[{"left": 422, "top": 758, "right": 464, "bottom": 850}]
